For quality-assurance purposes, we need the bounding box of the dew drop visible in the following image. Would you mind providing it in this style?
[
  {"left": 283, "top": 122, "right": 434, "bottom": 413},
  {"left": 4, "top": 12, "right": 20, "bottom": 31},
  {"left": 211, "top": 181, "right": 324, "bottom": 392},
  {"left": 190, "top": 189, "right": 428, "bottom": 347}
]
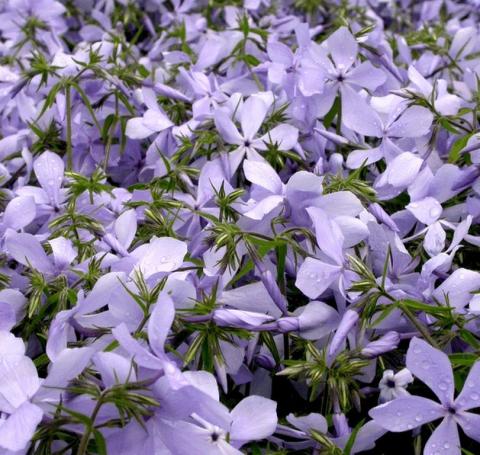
[
  {"left": 470, "top": 392, "right": 479, "bottom": 400},
  {"left": 407, "top": 424, "right": 413, "bottom": 429},
  {"left": 429, "top": 207, "right": 441, "bottom": 218},
  {"left": 421, "top": 360, "right": 431, "bottom": 370},
  {"left": 444, "top": 443, "right": 450, "bottom": 449},
  {"left": 415, "top": 414, "right": 422, "bottom": 422},
  {"left": 438, "top": 381, "right": 448, "bottom": 391}
]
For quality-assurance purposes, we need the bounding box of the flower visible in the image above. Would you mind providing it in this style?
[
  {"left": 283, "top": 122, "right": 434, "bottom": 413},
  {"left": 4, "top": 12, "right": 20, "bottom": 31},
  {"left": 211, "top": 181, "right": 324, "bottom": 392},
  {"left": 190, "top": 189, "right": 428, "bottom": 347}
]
[
  {"left": 370, "top": 337, "right": 480, "bottom": 454},
  {"left": 378, "top": 368, "right": 413, "bottom": 403}
]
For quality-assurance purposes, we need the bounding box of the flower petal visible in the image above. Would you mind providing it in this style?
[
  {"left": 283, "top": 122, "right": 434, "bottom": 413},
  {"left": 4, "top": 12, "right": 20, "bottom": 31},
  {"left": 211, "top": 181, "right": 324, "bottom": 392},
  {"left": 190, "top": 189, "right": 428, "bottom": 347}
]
[
  {"left": 406, "top": 337, "right": 454, "bottom": 405},
  {"left": 0, "top": 402, "right": 43, "bottom": 452},
  {"left": 455, "top": 361, "right": 480, "bottom": 411},
  {"left": 425, "top": 417, "right": 460, "bottom": 455},
  {"left": 230, "top": 396, "right": 277, "bottom": 442},
  {"left": 340, "top": 85, "right": 383, "bottom": 137},
  {"left": 295, "top": 258, "right": 342, "bottom": 299},
  {"left": 369, "top": 396, "right": 444, "bottom": 432},
  {"left": 327, "top": 27, "right": 357, "bottom": 71},
  {"left": 214, "top": 110, "right": 243, "bottom": 145}
]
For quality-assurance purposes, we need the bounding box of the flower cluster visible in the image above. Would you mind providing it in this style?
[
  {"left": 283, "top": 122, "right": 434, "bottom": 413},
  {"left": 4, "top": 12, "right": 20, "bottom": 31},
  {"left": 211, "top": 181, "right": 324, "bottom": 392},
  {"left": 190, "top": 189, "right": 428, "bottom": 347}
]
[{"left": 0, "top": 0, "right": 480, "bottom": 453}]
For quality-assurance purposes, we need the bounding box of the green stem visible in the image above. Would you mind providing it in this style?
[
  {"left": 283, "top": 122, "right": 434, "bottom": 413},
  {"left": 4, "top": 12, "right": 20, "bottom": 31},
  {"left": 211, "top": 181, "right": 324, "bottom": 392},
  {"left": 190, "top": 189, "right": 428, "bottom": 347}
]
[
  {"left": 65, "top": 84, "right": 73, "bottom": 171},
  {"left": 398, "top": 302, "right": 439, "bottom": 348},
  {"left": 77, "top": 395, "right": 103, "bottom": 455}
]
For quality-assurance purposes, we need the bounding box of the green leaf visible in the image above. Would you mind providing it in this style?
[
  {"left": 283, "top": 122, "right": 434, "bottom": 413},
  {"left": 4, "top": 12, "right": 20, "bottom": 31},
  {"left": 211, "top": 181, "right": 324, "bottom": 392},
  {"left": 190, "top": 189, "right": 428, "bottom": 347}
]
[
  {"left": 398, "top": 299, "right": 451, "bottom": 317},
  {"left": 449, "top": 133, "right": 473, "bottom": 163},
  {"left": 343, "top": 419, "right": 364, "bottom": 455},
  {"left": 439, "top": 117, "right": 460, "bottom": 134},
  {"left": 458, "top": 329, "right": 480, "bottom": 349},
  {"left": 93, "top": 429, "right": 107, "bottom": 455},
  {"left": 449, "top": 353, "right": 478, "bottom": 367},
  {"left": 323, "top": 96, "right": 340, "bottom": 129}
]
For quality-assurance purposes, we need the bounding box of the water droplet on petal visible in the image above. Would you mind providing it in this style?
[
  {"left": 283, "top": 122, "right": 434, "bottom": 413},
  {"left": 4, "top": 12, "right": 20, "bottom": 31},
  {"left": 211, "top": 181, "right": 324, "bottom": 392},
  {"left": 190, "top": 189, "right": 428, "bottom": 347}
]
[
  {"left": 438, "top": 381, "right": 448, "bottom": 391},
  {"left": 421, "top": 360, "right": 430, "bottom": 369},
  {"left": 429, "top": 207, "right": 441, "bottom": 218}
]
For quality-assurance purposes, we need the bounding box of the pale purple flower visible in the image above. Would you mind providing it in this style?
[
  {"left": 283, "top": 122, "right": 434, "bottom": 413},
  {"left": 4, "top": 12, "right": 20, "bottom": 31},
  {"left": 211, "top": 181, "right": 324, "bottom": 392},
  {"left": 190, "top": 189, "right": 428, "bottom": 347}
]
[
  {"left": 370, "top": 337, "right": 480, "bottom": 454},
  {"left": 378, "top": 368, "right": 413, "bottom": 403}
]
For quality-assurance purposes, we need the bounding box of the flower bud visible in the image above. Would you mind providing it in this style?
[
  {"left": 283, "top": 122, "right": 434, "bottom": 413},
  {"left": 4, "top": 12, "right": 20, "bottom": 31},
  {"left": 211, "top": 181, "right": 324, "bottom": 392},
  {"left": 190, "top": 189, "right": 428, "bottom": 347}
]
[
  {"left": 255, "top": 354, "right": 276, "bottom": 370},
  {"left": 328, "top": 309, "right": 359, "bottom": 360},
  {"left": 276, "top": 317, "right": 300, "bottom": 333},
  {"left": 361, "top": 331, "right": 400, "bottom": 358}
]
